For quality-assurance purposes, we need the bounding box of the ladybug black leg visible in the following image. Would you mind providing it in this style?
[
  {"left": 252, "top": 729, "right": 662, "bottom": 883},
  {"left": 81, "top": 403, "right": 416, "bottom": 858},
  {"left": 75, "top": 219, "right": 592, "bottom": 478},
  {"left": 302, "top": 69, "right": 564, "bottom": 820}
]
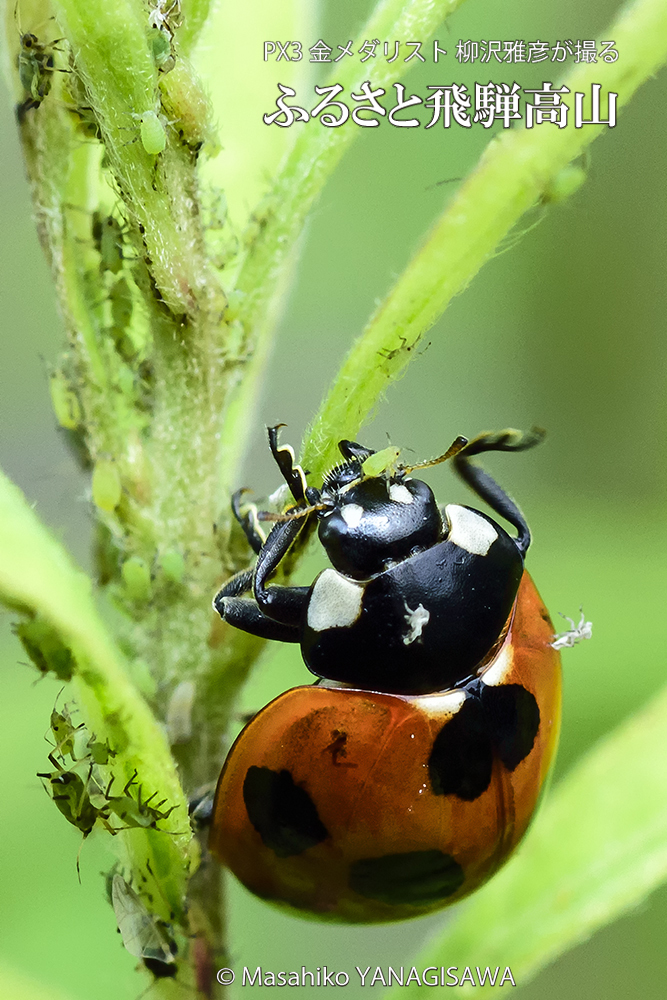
[
  {"left": 214, "top": 517, "right": 309, "bottom": 636},
  {"left": 452, "top": 428, "right": 544, "bottom": 556},
  {"left": 253, "top": 518, "right": 312, "bottom": 626},
  {"left": 232, "top": 489, "right": 267, "bottom": 555},
  {"left": 267, "top": 425, "right": 308, "bottom": 504},
  {"left": 215, "top": 568, "right": 254, "bottom": 599},
  {"left": 216, "top": 596, "right": 301, "bottom": 642}
]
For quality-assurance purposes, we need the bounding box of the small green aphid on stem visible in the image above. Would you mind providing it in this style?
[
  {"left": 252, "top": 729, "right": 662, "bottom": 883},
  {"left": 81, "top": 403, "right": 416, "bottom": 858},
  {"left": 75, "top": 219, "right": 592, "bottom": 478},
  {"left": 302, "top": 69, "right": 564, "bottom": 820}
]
[
  {"left": 91, "top": 211, "right": 128, "bottom": 274},
  {"left": 148, "top": 25, "right": 175, "bottom": 73},
  {"left": 132, "top": 109, "right": 167, "bottom": 155},
  {"left": 14, "top": 3, "right": 63, "bottom": 120},
  {"left": 112, "top": 873, "right": 179, "bottom": 980}
]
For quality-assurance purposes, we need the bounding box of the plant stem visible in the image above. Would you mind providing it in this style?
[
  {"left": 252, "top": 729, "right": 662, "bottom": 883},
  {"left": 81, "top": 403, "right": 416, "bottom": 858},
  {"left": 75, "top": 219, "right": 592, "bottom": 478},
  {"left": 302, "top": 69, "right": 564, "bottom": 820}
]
[{"left": 301, "top": 0, "right": 667, "bottom": 477}]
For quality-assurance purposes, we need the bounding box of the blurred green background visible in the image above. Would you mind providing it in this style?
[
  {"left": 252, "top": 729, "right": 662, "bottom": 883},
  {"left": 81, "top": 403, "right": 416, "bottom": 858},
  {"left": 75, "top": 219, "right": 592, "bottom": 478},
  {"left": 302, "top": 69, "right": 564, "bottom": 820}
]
[{"left": 1, "top": 0, "right": 666, "bottom": 997}]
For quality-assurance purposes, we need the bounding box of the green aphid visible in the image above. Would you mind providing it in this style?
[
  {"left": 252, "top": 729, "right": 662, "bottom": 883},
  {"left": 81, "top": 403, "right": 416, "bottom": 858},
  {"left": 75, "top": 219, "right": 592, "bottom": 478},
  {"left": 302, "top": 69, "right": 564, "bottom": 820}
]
[
  {"left": 14, "top": 615, "right": 75, "bottom": 681},
  {"left": 223, "top": 288, "right": 245, "bottom": 322},
  {"left": 133, "top": 110, "right": 167, "bottom": 155},
  {"left": 50, "top": 706, "right": 84, "bottom": 759},
  {"left": 38, "top": 755, "right": 118, "bottom": 876},
  {"left": 92, "top": 458, "right": 122, "bottom": 512},
  {"left": 111, "top": 874, "right": 178, "bottom": 979},
  {"left": 362, "top": 445, "right": 401, "bottom": 479},
  {"left": 91, "top": 212, "right": 126, "bottom": 275},
  {"left": 109, "top": 275, "right": 133, "bottom": 325},
  {"left": 542, "top": 163, "right": 588, "bottom": 205},
  {"left": 16, "top": 30, "right": 55, "bottom": 120},
  {"left": 148, "top": 26, "right": 175, "bottom": 73},
  {"left": 94, "top": 521, "right": 121, "bottom": 586},
  {"left": 37, "top": 756, "right": 100, "bottom": 837},
  {"left": 49, "top": 370, "right": 81, "bottom": 430},
  {"left": 72, "top": 103, "right": 101, "bottom": 140},
  {"left": 87, "top": 738, "right": 117, "bottom": 766},
  {"left": 63, "top": 65, "right": 101, "bottom": 139},
  {"left": 109, "top": 276, "right": 138, "bottom": 359},
  {"left": 159, "top": 549, "right": 185, "bottom": 584},
  {"left": 159, "top": 59, "right": 218, "bottom": 154},
  {"left": 121, "top": 555, "right": 152, "bottom": 601},
  {"left": 101, "top": 771, "right": 176, "bottom": 830}
]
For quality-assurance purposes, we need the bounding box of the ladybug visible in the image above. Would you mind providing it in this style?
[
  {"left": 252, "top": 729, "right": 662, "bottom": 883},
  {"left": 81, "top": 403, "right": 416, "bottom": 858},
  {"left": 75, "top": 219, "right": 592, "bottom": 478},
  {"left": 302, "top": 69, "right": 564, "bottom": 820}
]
[{"left": 209, "top": 427, "right": 561, "bottom": 922}]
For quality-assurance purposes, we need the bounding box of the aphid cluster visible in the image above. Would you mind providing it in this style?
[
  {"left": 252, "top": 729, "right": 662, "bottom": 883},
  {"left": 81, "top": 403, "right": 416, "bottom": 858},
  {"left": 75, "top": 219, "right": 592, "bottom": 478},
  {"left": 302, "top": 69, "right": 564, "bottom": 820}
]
[
  {"left": 37, "top": 698, "right": 177, "bottom": 875},
  {"left": 88, "top": 209, "right": 145, "bottom": 362}
]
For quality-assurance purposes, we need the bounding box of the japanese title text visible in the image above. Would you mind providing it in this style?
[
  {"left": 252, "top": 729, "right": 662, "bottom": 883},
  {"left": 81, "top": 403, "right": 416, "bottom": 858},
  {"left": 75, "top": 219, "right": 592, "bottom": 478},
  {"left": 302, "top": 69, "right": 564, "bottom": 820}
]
[
  {"left": 263, "top": 82, "right": 618, "bottom": 130},
  {"left": 263, "top": 38, "right": 619, "bottom": 65}
]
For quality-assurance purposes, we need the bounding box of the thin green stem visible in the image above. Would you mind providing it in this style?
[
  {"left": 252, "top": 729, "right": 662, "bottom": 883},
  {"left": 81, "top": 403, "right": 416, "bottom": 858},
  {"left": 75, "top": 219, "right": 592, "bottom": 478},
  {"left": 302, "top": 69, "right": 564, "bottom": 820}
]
[
  {"left": 302, "top": 0, "right": 667, "bottom": 477},
  {"left": 232, "top": 0, "right": 466, "bottom": 396}
]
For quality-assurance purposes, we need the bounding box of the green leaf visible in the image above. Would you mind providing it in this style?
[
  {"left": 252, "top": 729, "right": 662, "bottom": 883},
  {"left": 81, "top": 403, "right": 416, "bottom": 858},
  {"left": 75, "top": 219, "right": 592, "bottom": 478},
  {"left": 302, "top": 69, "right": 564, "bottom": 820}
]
[{"left": 390, "top": 684, "right": 667, "bottom": 998}]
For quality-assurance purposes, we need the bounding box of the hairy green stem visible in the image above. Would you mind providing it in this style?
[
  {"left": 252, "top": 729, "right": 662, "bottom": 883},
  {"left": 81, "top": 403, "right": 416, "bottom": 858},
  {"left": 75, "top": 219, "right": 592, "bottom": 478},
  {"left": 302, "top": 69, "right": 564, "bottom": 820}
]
[
  {"left": 230, "top": 0, "right": 466, "bottom": 445},
  {"left": 301, "top": 0, "right": 667, "bottom": 477}
]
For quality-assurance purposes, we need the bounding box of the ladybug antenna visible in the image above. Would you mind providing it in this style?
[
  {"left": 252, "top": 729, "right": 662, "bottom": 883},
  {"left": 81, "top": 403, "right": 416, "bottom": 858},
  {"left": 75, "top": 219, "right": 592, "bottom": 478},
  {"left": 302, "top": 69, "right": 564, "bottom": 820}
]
[
  {"left": 257, "top": 501, "right": 329, "bottom": 523},
  {"left": 399, "top": 435, "right": 468, "bottom": 475}
]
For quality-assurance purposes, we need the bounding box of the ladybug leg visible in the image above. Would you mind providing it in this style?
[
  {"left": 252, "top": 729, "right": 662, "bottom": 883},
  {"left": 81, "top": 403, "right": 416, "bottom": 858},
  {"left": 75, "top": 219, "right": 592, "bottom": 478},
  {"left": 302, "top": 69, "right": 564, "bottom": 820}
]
[
  {"left": 267, "top": 425, "right": 308, "bottom": 503},
  {"left": 215, "top": 568, "right": 254, "bottom": 599},
  {"left": 452, "top": 428, "right": 544, "bottom": 556},
  {"left": 231, "top": 489, "right": 267, "bottom": 555},
  {"left": 214, "top": 517, "right": 308, "bottom": 637},
  {"left": 253, "top": 518, "right": 311, "bottom": 626},
  {"left": 214, "top": 596, "right": 301, "bottom": 642},
  {"left": 215, "top": 568, "right": 300, "bottom": 637}
]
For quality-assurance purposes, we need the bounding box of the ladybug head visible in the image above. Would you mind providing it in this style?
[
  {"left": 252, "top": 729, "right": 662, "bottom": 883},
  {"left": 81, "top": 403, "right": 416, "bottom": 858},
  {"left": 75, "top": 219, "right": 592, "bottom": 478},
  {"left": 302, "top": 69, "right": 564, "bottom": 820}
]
[{"left": 315, "top": 439, "right": 443, "bottom": 580}]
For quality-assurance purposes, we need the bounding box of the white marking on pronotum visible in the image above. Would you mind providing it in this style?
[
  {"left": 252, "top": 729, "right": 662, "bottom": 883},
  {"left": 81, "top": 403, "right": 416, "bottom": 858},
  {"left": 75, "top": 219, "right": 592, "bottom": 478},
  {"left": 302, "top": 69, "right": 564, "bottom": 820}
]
[
  {"left": 551, "top": 608, "right": 592, "bottom": 649},
  {"left": 479, "top": 643, "right": 513, "bottom": 686},
  {"left": 340, "top": 503, "right": 364, "bottom": 528},
  {"left": 445, "top": 504, "right": 498, "bottom": 556},
  {"left": 388, "top": 483, "right": 413, "bottom": 504},
  {"left": 307, "top": 569, "right": 363, "bottom": 631},
  {"left": 403, "top": 602, "right": 430, "bottom": 644}
]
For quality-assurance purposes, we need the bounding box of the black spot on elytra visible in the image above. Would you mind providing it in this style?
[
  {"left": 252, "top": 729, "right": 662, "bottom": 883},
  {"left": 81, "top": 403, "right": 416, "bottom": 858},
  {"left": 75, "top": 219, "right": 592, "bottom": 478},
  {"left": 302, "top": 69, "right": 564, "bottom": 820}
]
[
  {"left": 480, "top": 683, "right": 540, "bottom": 771},
  {"left": 349, "top": 850, "right": 464, "bottom": 905},
  {"left": 243, "top": 766, "right": 328, "bottom": 857},
  {"left": 428, "top": 698, "right": 493, "bottom": 800},
  {"left": 428, "top": 682, "right": 540, "bottom": 800}
]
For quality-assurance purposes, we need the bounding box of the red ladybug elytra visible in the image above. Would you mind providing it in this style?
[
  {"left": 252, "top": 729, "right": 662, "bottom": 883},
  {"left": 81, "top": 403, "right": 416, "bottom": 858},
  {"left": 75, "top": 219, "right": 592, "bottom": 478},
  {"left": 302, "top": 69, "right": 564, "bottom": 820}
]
[{"left": 209, "top": 428, "right": 561, "bottom": 921}]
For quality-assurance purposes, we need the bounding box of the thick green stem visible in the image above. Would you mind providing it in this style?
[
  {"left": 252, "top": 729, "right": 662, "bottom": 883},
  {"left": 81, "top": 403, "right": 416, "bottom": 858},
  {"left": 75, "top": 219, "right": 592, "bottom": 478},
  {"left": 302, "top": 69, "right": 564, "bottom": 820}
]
[{"left": 0, "top": 468, "right": 193, "bottom": 920}]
